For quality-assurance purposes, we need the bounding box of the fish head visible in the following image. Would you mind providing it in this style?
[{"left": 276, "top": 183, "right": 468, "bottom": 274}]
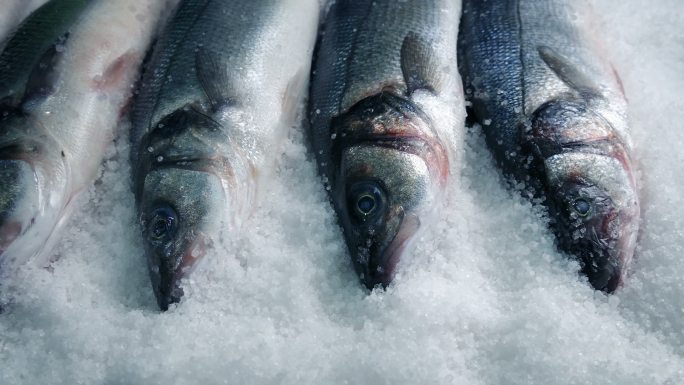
[
  {"left": 331, "top": 93, "right": 448, "bottom": 289},
  {"left": 542, "top": 153, "right": 639, "bottom": 292},
  {"left": 0, "top": 110, "right": 68, "bottom": 266},
  {"left": 139, "top": 167, "right": 225, "bottom": 310},
  {"left": 339, "top": 146, "right": 433, "bottom": 288},
  {"left": 525, "top": 99, "right": 640, "bottom": 292}
]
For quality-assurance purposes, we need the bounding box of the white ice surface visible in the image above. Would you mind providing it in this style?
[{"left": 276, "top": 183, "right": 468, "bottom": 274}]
[{"left": 1, "top": 1, "right": 684, "bottom": 384}]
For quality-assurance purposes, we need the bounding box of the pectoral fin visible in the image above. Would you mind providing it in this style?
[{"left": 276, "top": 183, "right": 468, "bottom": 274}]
[
  {"left": 538, "top": 45, "right": 599, "bottom": 93},
  {"left": 195, "top": 47, "right": 236, "bottom": 111},
  {"left": 400, "top": 32, "right": 445, "bottom": 96}
]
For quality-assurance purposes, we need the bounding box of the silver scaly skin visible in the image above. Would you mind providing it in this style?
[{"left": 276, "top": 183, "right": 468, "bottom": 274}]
[
  {"left": 309, "top": 0, "right": 463, "bottom": 289},
  {"left": 0, "top": 0, "right": 166, "bottom": 275},
  {"left": 131, "top": 0, "right": 319, "bottom": 310},
  {"left": 0, "top": 0, "right": 49, "bottom": 49},
  {"left": 458, "top": 0, "right": 640, "bottom": 292}
]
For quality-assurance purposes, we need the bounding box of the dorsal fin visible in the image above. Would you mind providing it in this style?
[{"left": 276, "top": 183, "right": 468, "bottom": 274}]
[
  {"left": 194, "top": 47, "right": 236, "bottom": 111},
  {"left": 400, "top": 32, "right": 445, "bottom": 95},
  {"left": 538, "top": 45, "right": 599, "bottom": 93}
]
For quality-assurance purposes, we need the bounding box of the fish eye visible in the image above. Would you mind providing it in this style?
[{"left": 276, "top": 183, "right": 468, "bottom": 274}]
[
  {"left": 148, "top": 205, "right": 178, "bottom": 241},
  {"left": 572, "top": 198, "right": 592, "bottom": 217},
  {"left": 347, "top": 181, "right": 386, "bottom": 222},
  {"left": 357, "top": 194, "right": 376, "bottom": 214}
]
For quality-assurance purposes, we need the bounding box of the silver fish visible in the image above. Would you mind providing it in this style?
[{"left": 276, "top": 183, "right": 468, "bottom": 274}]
[
  {"left": 0, "top": 0, "right": 167, "bottom": 273},
  {"left": 309, "top": 0, "right": 463, "bottom": 289},
  {"left": 0, "top": 0, "right": 49, "bottom": 49},
  {"left": 458, "top": 0, "right": 640, "bottom": 292},
  {"left": 131, "top": 0, "right": 319, "bottom": 310}
]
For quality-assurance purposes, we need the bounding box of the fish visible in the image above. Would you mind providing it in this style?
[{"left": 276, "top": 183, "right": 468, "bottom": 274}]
[
  {"left": 0, "top": 0, "right": 49, "bottom": 49},
  {"left": 131, "top": 0, "right": 319, "bottom": 310},
  {"left": 309, "top": 0, "right": 463, "bottom": 289},
  {"left": 0, "top": 0, "right": 169, "bottom": 275},
  {"left": 458, "top": 0, "right": 640, "bottom": 292}
]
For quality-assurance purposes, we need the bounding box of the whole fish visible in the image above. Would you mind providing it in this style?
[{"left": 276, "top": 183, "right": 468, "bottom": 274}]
[
  {"left": 458, "top": 0, "right": 640, "bottom": 292},
  {"left": 131, "top": 0, "right": 319, "bottom": 310},
  {"left": 309, "top": 0, "right": 463, "bottom": 289},
  {"left": 0, "top": 0, "right": 168, "bottom": 273}
]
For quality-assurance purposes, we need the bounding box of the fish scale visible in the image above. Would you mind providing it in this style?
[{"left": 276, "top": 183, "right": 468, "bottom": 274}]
[
  {"left": 458, "top": 0, "right": 639, "bottom": 292},
  {"left": 131, "top": 0, "right": 319, "bottom": 309},
  {"left": 0, "top": 0, "right": 170, "bottom": 275},
  {"left": 309, "top": 0, "right": 462, "bottom": 289},
  {"left": 311, "top": 0, "right": 456, "bottom": 181}
]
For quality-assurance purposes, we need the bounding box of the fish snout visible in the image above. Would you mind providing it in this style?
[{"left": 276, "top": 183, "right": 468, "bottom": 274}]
[
  {"left": 561, "top": 206, "right": 635, "bottom": 293},
  {"left": 574, "top": 242, "right": 621, "bottom": 293},
  {"left": 355, "top": 212, "right": 421, "bottom": 290},
  {"left": 146, "top": 241, "right": 183, "bottom": 311},
  {"left": 146, "top": 234, "right": 209, "bottom": 311},
  {"left": 142, "top": 206, "right": 210, "bottom": 311}
]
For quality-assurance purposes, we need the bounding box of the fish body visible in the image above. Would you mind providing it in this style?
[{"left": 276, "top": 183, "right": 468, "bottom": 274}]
[
  {"left": 458, "top": 0, "right": 640, "bottom": 291},
  {"left": 131, "top": 0, "right": 319, "bottom": 309},
  {"left": 0, "top": 0, "right": 49, "bottom": 49},
  {"left": 309, "top": 0, "right": 463, "bottom": 289},
  {"left": 0, "top": 0, "right": 168, "bottom": 274}
]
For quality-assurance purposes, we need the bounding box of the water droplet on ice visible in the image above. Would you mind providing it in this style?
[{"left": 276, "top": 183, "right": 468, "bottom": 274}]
[
  {"left": 156, "top": 156, "right": 164, "bottom": 162},
  {"left": 330, "top": 133, "right": 337, "bottom": 139},
  {"left": 147, "top": 146, "right": 154, "bottom": 153}
]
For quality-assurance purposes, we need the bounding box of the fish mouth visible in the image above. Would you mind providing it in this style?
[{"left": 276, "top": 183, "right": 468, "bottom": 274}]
[
  {"left": 147, "top": 232, "right": 208, "bottom": 311},
  {"left": 557, "top": 205, "right": 637, "bottom": 293},
  {"left": 357, "top": 214, "right": 420, "bottom": 290},
  {"left": 566, "top": 235, "right": 620, "bottom": 293},
  {"left": 140, "top": 167, "right": 228, "bottom": 311}
]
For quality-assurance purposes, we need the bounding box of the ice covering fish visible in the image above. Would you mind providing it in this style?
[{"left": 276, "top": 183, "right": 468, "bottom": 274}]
[
  {"left": 131, "top": 0, "right": 319, "bottom": 310},
  {"left": 309, "top": 0, "right": 463, "bottom": 289},
  {"left": 458, "top": 0, "right": 640, "bottom": 292}
]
